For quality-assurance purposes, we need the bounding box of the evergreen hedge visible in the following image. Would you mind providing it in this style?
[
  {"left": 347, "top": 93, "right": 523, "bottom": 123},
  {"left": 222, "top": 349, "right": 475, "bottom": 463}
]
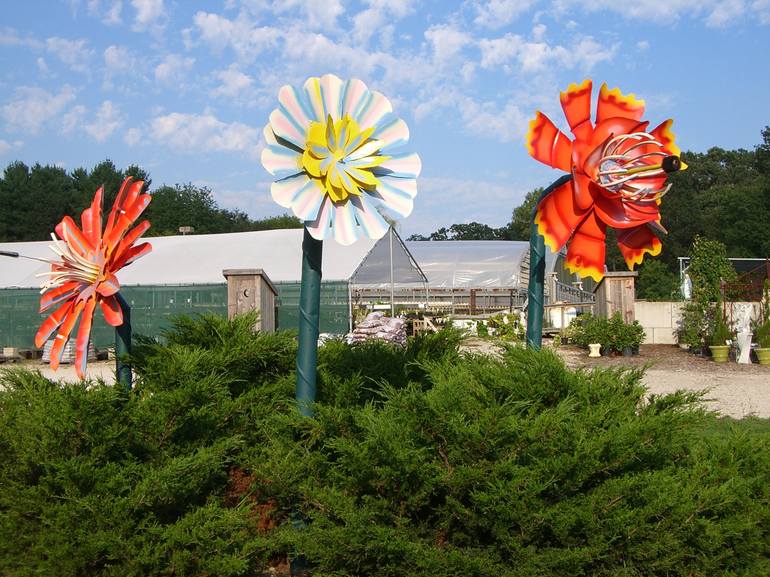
[{"left": 0, "top": 313, "right": 768, "bottom": 576}]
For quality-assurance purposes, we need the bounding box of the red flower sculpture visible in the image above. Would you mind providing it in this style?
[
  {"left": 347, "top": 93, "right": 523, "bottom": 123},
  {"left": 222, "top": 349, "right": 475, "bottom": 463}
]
[
  {"left": 35, "top": 177, "right": 152, "bottom": 378},
  {"left": 527, "top": 79, "right": 685, "bottom": 281}
]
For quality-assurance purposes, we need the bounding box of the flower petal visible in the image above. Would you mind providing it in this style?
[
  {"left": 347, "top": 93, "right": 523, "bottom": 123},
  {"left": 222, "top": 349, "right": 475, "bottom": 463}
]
[
  {"left": 55, "top": 216, "right": 94, "bottom": 257},
  {"left": 80, "top": 185, "right": 103, "bottom": 248},
  {"left": 565, "top": 211, "right": 607, "bottom": 282},
  {"left": 596, "top": 83, "right": 645, "bottom": 124},
  {"left": 375, "top": 152, "right": 422, "bottom": 179},
  {"left": 560, "top": 79, "right": 593, "bottom": 135},
  {"left": 261, "top": 140, "right": 303, "bottom": 179},
  {"left": 356, "top": 90, "right": 393, "bottom": 132},
  {"left": 305, "top": 196, "right": 334, "bottom": 241},
  {"left": 616, "top": 225, "right": 662, "bottom": 270},
  {"left": 332, "top": 201, "right": 359, "bottom": 245},
  {"left": 303, "top": 76, "right": 326, "bottom": 122},
  {"left": 49, "top": 299, "right": 85, "bottom": 371},
  {"left": 350, "top": 194, "right": 390, "bottom": 240},
  {"left": 591, "top": 181, "right": 660, "bottom": 228},
  {"left": 341, "top": 78, "right": 370, "bottom": 119},
  {"left": 371, "top": 175, "right": 416, "bottom": 219},
  {"left": 271, "top": 173, "right": 322, "bottom": 217},
  {"left": 278, "top": 83, "right": 315, "bottom": 132},
  {"left": 649, "top": 119, "right": 682, "bottom": 159},
  {"left": 35, "top": 299, "right": 75, "bottom": 347},
  {"left": 372, "top": 115, "right": 410, "bottom": 151},
  {"left": 269, "top": 107, "right": 308, "bottom": 150},
  {"left": 40, "top": 281, "right": 81, "bottom": 313},
  {"left": 74, "top": 297, "right": 96, "bottom": 379},
  {"left": 526, "top": 111, "right": 572, "bottom": 172},
  {"left": 97, "top": 272, "right": 121, "bottom": 296},
  {"left": 320, "top": 74, "right": 344, "bottom": 121},
  {"left": 100, "top": 294, "right": 124, "bottom": 327},
  {"left": 534, "top": 180, "right": 588, "bottom": 253}
]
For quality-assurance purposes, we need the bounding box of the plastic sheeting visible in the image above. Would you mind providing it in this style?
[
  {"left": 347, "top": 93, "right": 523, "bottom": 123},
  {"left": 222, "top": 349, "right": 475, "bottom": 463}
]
[
  {"left": 350, "top": 228, "right": 427, "bottom": 285},
  {"left": 400, "top": 241, "right": 558, "bottom": 289},
  {"left": 0, "top": 229, "right": 383, "bottom": 288}
]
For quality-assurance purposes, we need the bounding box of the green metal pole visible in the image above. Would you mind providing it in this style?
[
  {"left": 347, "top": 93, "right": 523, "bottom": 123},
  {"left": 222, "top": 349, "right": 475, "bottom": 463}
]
[
  {"left": 526, "top": 174, "right": 573, "bottom": 350},
  {"left": 296, "top": 228, "right": 323, "bottom": 418},
  {"left": 114, "top": 292, "right": 132, "bottom": 393}
]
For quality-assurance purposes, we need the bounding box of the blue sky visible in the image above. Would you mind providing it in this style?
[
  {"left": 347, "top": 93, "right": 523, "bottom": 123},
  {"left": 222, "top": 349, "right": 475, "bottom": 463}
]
[{"left": 1, "top": 0, "right": 769, "bottom": 237}]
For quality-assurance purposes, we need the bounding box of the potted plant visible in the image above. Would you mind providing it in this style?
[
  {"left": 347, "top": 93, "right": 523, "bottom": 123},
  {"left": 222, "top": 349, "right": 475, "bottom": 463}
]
[
  {"left": 754, "top": 318, "right": 770, "bottom": 365},
  {"left": 709, "top": 305, "right": 731, "bottom": 363}
]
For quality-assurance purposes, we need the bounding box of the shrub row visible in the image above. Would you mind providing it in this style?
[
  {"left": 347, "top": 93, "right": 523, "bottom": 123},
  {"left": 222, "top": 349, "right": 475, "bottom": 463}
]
[{"left": 0, "top": 313, "right": 768, "bottom": 576}]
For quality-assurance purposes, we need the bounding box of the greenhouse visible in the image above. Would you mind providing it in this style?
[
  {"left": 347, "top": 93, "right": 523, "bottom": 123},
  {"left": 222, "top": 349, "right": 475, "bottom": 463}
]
[{"left": 0, "top": 228, "right": 575, "bottom": 350}]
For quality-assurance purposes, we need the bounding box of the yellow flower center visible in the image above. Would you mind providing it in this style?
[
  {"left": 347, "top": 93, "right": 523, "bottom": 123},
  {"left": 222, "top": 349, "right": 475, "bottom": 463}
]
[{"left": 301, "top": 114, "right": 389, "bottom": 203}]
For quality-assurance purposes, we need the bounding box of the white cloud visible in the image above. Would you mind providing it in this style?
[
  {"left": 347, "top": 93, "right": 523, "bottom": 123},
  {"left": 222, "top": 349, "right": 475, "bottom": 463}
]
[
  {"left": 425, "top": 24, "right": 472, "bottom": 64},
  {"left": 1, "top": 85, "right": 78, "bottom": 134},
  {"left": 151, "top": 111, "right": 261, "bottom": 158},
  {"left": 46, "top": 37, "right": 93, "bottom": 73},
  {"left": 211, "top": 64, "right": 255, "bottom": 99},
  {"left": 553, "top": 0, "right": 768, "bottom": 26},
  {"left": 87, "top": 0, "right": 122, "bottom": 24},
  {"left": 154, "top": 53, "right": 195, "bottom": 86},
  {"left": 192, "top": 11, "right": 280, "bottom": 61},
  {"left": 268, "top": 0, "right": 344, "bottom": 29},
  {"left": 124, "top": 127, "right": 142, "bottom": 146},
  {"left": 62, "top": 105, "right": 87, "bottom": 133},
  {"left": 0, "top": 27, "right": 43, "bottom": 48},
  {"left": 473, "top": 0, "right": 539, "bottom": 28},
  {"left": 103, "top": 44, "right": 139, "bottom": 88},
  {"left": 36, "top": 57, "right": 50, "bottom": 74},
  {"left": 0, "top": 138, "right": 23, "bottom": 155},
  {"left": 478, "top": 33, "right": 616, "bottom": 72},
  {"left": 705, "top": 0, "right": 745, "bottom": 26},
  {"left": 131, "top": 0, "right": 165, "bottom": 32},
  {"left": 84, "top": 100, "right": 123, "bottom": 141},
  {"left": 636, "top": 40, "right": 650, "bottom": 51},
  {"left": 457, "top": 96, "right": 530, "bottom": 142},
  {"left": 352, "top": 0, "right": 415, "bottom": 45}
]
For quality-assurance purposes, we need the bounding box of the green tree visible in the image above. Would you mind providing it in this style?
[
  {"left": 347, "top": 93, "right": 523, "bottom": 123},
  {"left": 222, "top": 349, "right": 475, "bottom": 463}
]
[
  {"left": 506, "top": 187, "right": 542, "bottom": 240},
  {"left": 687, "top": 236, "right": 736, "bottom": 303},
  {"left": 636, "top": 259, "right": 680, "bottom": 301}
]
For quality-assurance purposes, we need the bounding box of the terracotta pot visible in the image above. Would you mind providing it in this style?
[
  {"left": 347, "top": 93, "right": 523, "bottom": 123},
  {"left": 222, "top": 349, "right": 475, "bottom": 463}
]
[
  {"left": 709, "top": 345, "right": 729, "bottom": 363},
  {"left": 756, "top": 348, "right": 770, "bottom": 365}
]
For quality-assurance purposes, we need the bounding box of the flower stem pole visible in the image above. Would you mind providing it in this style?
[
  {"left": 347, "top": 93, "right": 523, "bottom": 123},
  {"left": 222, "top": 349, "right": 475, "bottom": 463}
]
[
  {"left": 114, "top": 292, "right": 132, "bottom": 393},
  {"left": 296, "top": 228, "right": 323, "bottom": 418},
  {"left": 526, "top": 174, "right": 573, "bottom": 351}
]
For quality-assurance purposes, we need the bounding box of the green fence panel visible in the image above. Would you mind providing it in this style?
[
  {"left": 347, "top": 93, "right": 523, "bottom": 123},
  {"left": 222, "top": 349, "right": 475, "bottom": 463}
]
[
  {"left": 0, "top": 285, "right": 228, "bottom": 350},
  {"left": 0, "top": 281, "right": 351, "bottom": 350},
  {"left": 275, "top": 281, "right": 350, "bottom": 335}
]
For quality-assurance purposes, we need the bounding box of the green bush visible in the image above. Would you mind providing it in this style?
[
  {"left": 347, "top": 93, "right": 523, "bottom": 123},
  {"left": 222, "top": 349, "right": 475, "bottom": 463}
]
[
  {"left": 567, "top": 312, "right": 645, "bottom": 353},
  {"left": 1, "top": 314, "right": 768, "bottom": 576}
]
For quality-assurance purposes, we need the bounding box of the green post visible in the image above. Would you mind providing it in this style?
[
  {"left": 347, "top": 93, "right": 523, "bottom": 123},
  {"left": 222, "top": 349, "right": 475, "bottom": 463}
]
[
  {"left": 114, "top": 292, "right": 132, "bottom": 393},
  {"left": 296, "top": 228, "right": 323, "bottom": 417},
  {"left": 526, "top": 174, "right": 573, "bottom": 350}
]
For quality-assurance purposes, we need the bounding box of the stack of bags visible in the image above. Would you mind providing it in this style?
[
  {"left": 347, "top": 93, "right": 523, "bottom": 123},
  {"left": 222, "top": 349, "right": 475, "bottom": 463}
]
[{"left": 348, "top": 312, "right": 407, "bottom": 347}]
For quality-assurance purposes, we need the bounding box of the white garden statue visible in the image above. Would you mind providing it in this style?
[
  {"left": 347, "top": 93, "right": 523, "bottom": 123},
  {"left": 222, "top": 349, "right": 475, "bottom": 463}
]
[{"left": 734, "top": 303, "right": 753, "bottom": 364}]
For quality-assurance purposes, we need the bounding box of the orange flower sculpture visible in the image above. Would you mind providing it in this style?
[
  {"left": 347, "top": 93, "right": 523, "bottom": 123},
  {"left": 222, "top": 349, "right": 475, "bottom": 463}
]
[
  {"left": 35, "top": 177, "right": 152, "bottom": 378},
  {"left": 527, "top": 79, "right": 685, "bottom": 281}
]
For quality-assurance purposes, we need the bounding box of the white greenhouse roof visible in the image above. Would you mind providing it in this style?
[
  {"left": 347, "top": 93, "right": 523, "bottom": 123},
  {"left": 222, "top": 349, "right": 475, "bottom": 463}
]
[
  {"left": 0, "top": 229, "right": 381, "bottom": 288},
  {"left": 0, "top": 230, "right": 558, "bottom": 291}
]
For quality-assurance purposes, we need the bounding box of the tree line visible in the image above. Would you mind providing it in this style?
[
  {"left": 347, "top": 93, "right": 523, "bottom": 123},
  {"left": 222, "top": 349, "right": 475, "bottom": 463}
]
[{"left": 0, "top": 159, "right": 301, "bottom": 242}]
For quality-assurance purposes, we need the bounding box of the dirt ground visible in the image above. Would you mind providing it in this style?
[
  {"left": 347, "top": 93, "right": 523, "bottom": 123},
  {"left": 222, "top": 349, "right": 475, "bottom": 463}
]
[{"left": 5, "top": 343, "right": 770, "bottom": 419}]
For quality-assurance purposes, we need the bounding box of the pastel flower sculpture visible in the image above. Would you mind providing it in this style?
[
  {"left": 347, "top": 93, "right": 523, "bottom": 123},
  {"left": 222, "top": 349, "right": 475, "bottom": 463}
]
[
  {"left": 35, "top": 177, "right": 152, "bottom": 378},
  {"left": 527, "top": 79, "right": 685, "bottom": 281},
  {"left": 261, "top": 74, "right": 421, "bottom": 245}
]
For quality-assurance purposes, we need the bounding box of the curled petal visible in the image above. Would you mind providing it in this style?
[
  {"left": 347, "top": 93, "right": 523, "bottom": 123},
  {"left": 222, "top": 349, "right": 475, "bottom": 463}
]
[
  {"left": 35, "top": 299, "right": 75, "bottom": 348},
  {"left": 616, "top": 225, "right": 662, "bottom": 270},
  {"left": 49, "top": 300, "right": 85, "bottom": 371},
  {"left": 74, "top": 297, "right": 97, "bottom": 379},
  {"left": 596, "top": 83, "right": 645, "bottom": 123},
  {"left": 560, "top": 79, "right": 593, "bottom": 135},
  {"left": 526, "top": 112, "right": 573, "bottom": 172},
  {"left": 100, "top": 294, "right": 124, "bottom": 327},
  {"left": 565, "top": 211, "right": 607, "bottom": 282},
  {"left": 534, "top": 180, "right": 588, "bottom": 253}
]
